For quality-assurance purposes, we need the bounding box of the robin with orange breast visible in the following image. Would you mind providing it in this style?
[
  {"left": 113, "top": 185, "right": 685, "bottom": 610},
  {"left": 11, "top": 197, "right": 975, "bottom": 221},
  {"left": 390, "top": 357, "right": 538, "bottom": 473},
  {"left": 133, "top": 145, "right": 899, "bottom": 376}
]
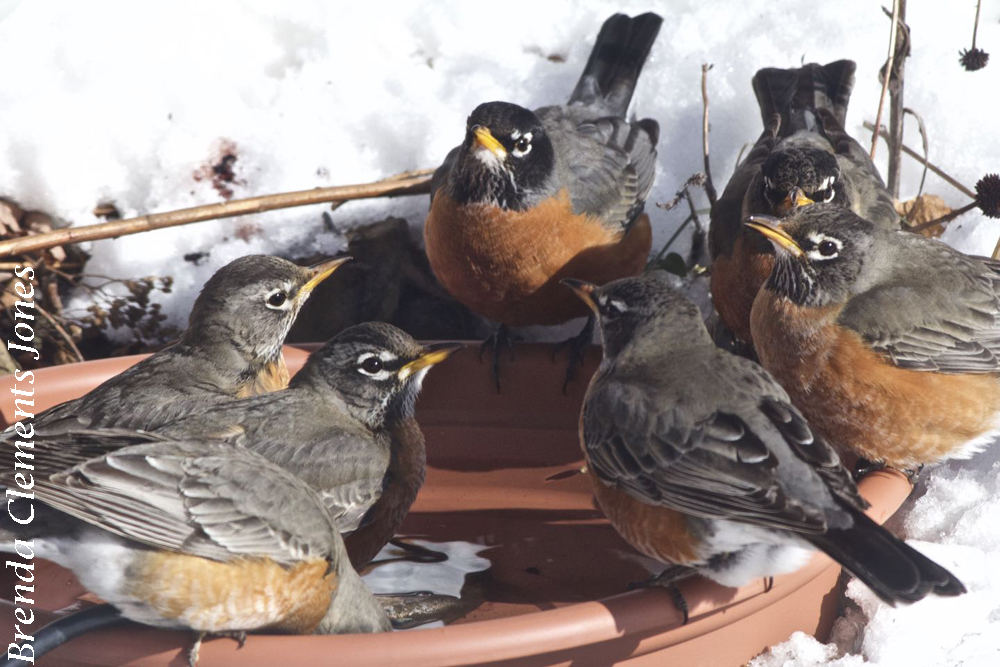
[
  {"left": 152, "top": 322, "right": 461, "bottom": 568},
  {"left": 746, "top": 204, "right": 1000, "bottom": 471},
  {"left": 2, "top": 254, "right": 347, "bottom": 435},
  {"left": 0, "top": 430, "right": 390, "bottom": 666},
  {"left": 424, "top": 12, "right": 661, "bottom": 387},
  {"left": 710, "top": 60, "right": 899, "bottom": 347},
  {"left": 563, "top": 272, "right": 964, "bottom": 614}
]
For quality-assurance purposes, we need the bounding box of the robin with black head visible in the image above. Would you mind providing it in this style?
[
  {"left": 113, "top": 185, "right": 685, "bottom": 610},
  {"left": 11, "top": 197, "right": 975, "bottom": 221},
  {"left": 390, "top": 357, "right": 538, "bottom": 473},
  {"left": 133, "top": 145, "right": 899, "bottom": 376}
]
[
  {"left": 154, "top": 322, "right": 461, "bottom": 568},
  {"left": 3, "top": 254, "right": 347, "bottom": 435},
  {"left": 710, "top": 60, "right": 899, "bottom": 346},
  {"left": 746, "top": 205, "right": 1000, "bottom": 470},
  {"left": 0, "top": 430, "right": 389, "bottom": 666},
  {"left": 562, "top": 272, "right": 964, "bottom": 614},
  {"left": 425, "top": 12, "right": 662, "bottom": 388}
]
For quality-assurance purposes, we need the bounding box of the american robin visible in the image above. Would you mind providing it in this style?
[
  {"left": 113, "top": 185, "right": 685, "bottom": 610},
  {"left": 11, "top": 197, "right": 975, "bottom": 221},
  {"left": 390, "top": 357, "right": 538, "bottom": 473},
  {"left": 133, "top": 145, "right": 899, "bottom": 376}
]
[
  {"left": 0, "top": 430, "right": 390, "bottom": 666},
  {"left": 562, "top": 272, "right": 964, "bottom": 610},
  {"left": 424, "top": 12, "right": 661, "bottom": 386},
  {"left": 3, "top": 254, "right": 348, "bottom": 434},
  {"left": 746, "top": 206, "right": 1000, "bottom": 470},
  {"left": 152, "top": 322, "right": 461, "bottom": 568},
  {"left": 710, "top": 60, "right": 899, "bottom": 346}
]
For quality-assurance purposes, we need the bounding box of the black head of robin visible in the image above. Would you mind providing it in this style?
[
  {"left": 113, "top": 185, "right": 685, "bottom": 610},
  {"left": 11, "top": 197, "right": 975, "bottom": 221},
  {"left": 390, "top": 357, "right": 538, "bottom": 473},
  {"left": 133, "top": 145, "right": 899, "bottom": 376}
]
[
  {"left": 561, "top": 272, "right": 965, "bottom": 609},
  {"left": 744, "top": 206, "right": 875, "bottom": 307},
  {"left": 293, "top": 321, "right": 462, "bottom": 430},
  {"left": 761, "top": 146, "right": 844, "bottom": 215},
  {"left": 745, "top": 205, "right": 1000, "bottom": 469},
  {"left": 709, "top": 59, "right": 899, "bottom": 346},
  {"left": 448, "top": 101, "right": 556, "bottom": 210},
  {"left": 424, "top": 12, "right": 662, "bottom": 388}
]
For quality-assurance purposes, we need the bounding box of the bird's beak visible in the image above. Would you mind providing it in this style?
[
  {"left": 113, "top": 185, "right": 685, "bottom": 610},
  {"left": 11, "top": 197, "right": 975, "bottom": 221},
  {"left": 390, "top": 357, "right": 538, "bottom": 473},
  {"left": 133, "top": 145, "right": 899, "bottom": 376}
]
[
  {"left": 743, "top": 216, "right": 805, "bottom": 258},
  {"left": 777, "top": 187, "right": 814, "bottom": 215},
  {"left": 472, "top": 126, "right": 507, "bottom": 158},
  {"left": 398, "top": 342, "right": 464, "bottom": 380},
  {"left": 299, "top": 256, "right": 352, "bottom": 297},
  {"left": 561, "top": 278, "right": 599, "bottom": 314}
]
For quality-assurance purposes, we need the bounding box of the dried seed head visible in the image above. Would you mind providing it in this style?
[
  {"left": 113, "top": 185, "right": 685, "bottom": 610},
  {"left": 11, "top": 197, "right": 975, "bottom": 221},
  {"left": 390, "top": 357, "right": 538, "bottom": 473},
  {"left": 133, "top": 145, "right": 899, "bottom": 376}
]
[
  {"left": 975, "top": 174, "right": 1000, "bottom": 219},
  {"left": 959, "top": 47, "right": 990, "bottom": 71}
]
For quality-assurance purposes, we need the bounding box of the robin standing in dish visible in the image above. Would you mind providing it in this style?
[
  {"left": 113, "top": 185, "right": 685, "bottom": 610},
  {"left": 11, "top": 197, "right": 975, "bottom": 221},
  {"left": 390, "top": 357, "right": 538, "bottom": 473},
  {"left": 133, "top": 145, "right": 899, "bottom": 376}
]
[
  {"left": 2, "top": 254, "right": 347, "bottom": 434},
  {"left": 746, "top": 205, "right": 1000, "bottom": 470},
  {"left": 153, "top": 322, "right": 461, "bottom": 568},
  {"left": 563, "top": 273, "right": 964, "bottom": 613},
  {"left": 424, "top": 12, "right": 661, "bottom": 387},
  {"left": 710, "top": 60, "right": 899, "bottom": 346},
  {"left": 0, "top": 430, "right": 390, "bottom": 666}
]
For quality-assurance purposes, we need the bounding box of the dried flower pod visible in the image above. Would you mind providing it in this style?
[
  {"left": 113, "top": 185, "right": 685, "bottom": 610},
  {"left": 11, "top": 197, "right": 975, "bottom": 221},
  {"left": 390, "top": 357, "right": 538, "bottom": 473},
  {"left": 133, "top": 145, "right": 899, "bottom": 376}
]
[
  {"left": 975, "top": 174, "right": 1000, "bottom": 218},
  {"left": 959, "top": 47, "right": 990, "bottom": 71}
]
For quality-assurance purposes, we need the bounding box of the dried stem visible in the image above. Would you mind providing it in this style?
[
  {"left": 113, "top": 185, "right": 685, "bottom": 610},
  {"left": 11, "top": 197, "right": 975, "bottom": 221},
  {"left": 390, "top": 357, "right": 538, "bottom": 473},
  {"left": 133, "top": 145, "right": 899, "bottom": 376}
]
[
  {"left": 972, "top": 0, "right": 982, "bottom": 49},
  {"left": 0, "top": 169, "right": 434, "bottom": 258},
  {"left": 885, "top": 0, "right": 909, "bottom": 197},
  {"left": 701, "top": 64, "right": 718, "bottom": 207},
  {"left": 871, "top": 0, "right": 901, "bottom": 161},
  {"left": 908, "top": 201, "right": 977, "bottom": 233},
  {"left": 35, "top": 303, "right": 85, "bottom": 363},
  {"left": 991, "top": 235, "right": 1000, "bottom": 260},
  {"left": 863, "top": 121, "right": 975, "bottom": 198},
  {"left": 903, "top": 107, "right": 930, "bottom": 199}
]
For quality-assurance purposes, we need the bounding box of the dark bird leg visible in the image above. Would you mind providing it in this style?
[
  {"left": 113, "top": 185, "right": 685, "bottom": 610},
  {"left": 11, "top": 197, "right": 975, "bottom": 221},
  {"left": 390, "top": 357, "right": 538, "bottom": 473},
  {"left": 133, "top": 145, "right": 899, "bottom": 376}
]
[
  {"left": 627, "top": 564, "right": 696, "bottom": 624},
  {"left": 479, "top": 324, "right": 518, "bottom": 391},
  {"left": 552, "top": 315, "right": 595, "bottom": 393},
  {"left": 188, "top": 630, "right": 247, "bottom": 667}
]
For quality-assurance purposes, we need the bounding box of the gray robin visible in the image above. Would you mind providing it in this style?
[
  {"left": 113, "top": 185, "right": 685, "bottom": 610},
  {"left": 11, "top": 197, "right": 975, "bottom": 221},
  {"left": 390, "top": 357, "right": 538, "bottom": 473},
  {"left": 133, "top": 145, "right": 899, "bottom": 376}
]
[
  {"left": 424, "top": 12, "right": 661, "bottom": 387},
  {"left": 0, "top": 429, "right": 390, "bottom": 666},
  {"left": 710, "top": 60, "right": 900, "bottom": 346},
  {"left": 2, "top": 254, "right": 348, "bottom": 434},
  {"left": 562, "top": 272, "right": 964, "bottom": 612},
  {"left": 151, "top": 322, "right": 461, "bottom": 568},
  {"left": 745, "top": 205, "right": 1000, "bottom": 470}
]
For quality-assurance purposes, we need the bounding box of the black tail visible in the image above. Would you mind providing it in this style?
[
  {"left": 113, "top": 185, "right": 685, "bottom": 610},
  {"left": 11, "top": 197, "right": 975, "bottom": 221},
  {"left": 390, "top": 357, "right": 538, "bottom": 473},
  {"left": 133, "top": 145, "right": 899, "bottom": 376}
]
[
  {"left": 0, "top": 604, "right": 125, "bottom": 667},
  {"left": 752, "top": 60, "right": 856, "bottom": 137},
  {"left": 569, "top": 12, "right": 663, "bottom": 115},
  {"left": 806, "top": 508, "right": 965, "bottom": 605}
]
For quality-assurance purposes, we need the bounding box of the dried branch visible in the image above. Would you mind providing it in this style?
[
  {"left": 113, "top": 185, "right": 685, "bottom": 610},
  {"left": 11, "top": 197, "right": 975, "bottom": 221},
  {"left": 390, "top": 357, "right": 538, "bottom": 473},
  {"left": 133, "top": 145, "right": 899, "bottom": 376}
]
[
  {"left": 908, "top": 201, "right": 976, "bottom": 233},
  {"left": 35, "top": 303, "right": 84, "bottom": 363},
  {"left": 903, "top": 107, "right": 929, "bottom": 199},
  {"left": 701, "top": 64, "right": 718, "bottom": 207},
  {"left": 863, "top": 121, "right": 975, "bottom": 198},
  {"left": 883, "top": 1, "right": 910, "bottom": 197},
  {"left": 0, "top": 169, "right": 434, "bottom": 258},
  {"left": 871, "top": 0, "right": 901, "bottom": 161}
]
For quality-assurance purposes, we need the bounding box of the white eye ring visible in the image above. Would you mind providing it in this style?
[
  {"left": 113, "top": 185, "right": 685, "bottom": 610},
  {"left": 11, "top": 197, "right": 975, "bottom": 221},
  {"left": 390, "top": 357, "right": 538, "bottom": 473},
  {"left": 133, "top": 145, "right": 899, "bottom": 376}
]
[
  {"left": 805, "top": 233, "right": 843, "bottom": 261},
  {"left": 356, "top": 351, "right": 396, "bottom": 380},
  {"left": 512, "top": 131, "right": 533, "bottom": 158},
  {"left": 821, "top": 188, "right": 836, "bottom": 203},
  {"left": 265, "top": 289, "right": 291, "bottom": 310}
]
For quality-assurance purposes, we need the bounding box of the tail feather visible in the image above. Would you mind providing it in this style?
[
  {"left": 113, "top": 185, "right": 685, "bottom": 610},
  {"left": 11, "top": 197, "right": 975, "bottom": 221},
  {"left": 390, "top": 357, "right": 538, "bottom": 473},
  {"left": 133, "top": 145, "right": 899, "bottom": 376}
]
[
  {"left": 806, "top": 508, "right": 965, "bottom": 605},
  {"left": 569, "top": 12, "right": 663, "bottom": 115},
  {"left": 752, "top": 60, "right": 856, "bottom": 136}
]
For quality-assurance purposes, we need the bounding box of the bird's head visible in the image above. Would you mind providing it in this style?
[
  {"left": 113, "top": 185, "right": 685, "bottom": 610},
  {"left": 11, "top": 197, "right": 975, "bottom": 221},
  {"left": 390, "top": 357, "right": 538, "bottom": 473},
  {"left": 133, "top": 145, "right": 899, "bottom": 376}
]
[{"left": 761, "top": 146, "right": 844, "bottom": 215}]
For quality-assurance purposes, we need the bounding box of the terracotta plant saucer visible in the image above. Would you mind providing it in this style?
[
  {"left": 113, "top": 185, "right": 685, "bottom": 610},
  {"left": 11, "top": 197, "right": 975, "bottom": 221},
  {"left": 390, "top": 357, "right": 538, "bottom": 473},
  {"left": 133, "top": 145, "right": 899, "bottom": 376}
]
[{"left": 0, "top": 344, "right": 911, "bottom": 666}]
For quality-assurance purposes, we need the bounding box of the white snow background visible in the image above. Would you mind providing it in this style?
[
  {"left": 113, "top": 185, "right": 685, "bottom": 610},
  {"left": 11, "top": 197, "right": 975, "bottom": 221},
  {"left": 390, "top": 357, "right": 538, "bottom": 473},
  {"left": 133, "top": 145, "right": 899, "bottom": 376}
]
[{"left": 1, "top": 0, "right": 999, "bottom": 663}]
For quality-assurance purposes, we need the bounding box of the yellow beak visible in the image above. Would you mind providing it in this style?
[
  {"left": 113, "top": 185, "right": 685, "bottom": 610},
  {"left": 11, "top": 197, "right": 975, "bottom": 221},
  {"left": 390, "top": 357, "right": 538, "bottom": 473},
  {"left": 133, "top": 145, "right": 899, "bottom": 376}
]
[
  {"left": 743, "top": 216, "right": 805, "bottom": 258},
  {"left": 299, "top": 256, "right": 351, "bottom": 297},
  {"left": 398, "top": 342, "right": 463, "bottom": 380},
  {"left": 560, "top": 278, "right": 599, "bottom": 315},
  {"left": 777, "top": 187, "right": 815, "bottom": 215},
  {"left": 473, "top": 126, "right": 507, "bottom": 158}
]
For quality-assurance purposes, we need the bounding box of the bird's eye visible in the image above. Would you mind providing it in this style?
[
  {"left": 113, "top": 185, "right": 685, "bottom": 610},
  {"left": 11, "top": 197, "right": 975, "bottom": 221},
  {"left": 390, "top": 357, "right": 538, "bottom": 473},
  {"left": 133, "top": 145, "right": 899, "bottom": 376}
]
[
  {"left": 266, "top": 291, "right": 288, "bottom": 309},
  {"left": 515, "top": 138, "right": 530, "bottom": 152},
  {"left": 361, "top": 356, "right": 382, "bottom": 374},
  {"left": 818, "top": 240, "right": 838, "bottom": 257},
  {"left": 814, "top": 187, "right": 836, "bottom": 203}
]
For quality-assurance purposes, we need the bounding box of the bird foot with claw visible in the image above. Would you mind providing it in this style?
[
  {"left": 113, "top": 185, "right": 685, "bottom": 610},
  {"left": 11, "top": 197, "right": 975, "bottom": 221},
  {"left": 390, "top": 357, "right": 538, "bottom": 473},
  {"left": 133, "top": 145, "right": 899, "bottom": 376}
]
[
  {"left": 551, "top": 316, "right": 595, "bottom": 393},
  {"left": 479, "top": 324, "right": 518, "bottom": 391},
  {"left": 627, "top": 565, "right": 694, "bottom": 624},
  {"left": 187, "top": 630, "right": 247, "bottom": 667}
]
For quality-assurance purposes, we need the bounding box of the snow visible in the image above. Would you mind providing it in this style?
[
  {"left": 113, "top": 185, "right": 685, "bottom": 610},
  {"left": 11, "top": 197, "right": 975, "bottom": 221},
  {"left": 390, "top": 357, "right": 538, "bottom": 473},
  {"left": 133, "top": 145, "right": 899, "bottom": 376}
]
[{"left": 1, "top": 0, "right": 999, "bottom": 662}]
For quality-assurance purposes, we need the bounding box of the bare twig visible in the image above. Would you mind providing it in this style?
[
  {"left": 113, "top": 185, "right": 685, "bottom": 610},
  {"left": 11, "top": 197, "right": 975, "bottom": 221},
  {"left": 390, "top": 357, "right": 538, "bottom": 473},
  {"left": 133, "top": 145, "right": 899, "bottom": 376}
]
[
  {"left": 685, "top": 189, "right": 707, "bottom": 269},
  {"left": 871, "top": 0, "right": 901, "bottom": 161},
  {"left": 701, "top": 64, "right": 718, "bottom": 207},
  {"left": 972, "top": 0, "right": 983, "bottom": 50},
  {"left": 908, "top": 201, "right": 977, "bottom": 233},
  {"left": 991, "top": 234, "right": 1000, "bottom": 260},
  {"left": 884, "top": 0, "right": 910, "bottom": 197},
  {"left": 0, "top": 169, "right": 434, "bottom": 258},
  {"left": 733, "top": 142, "right": 753, "bottom": 178},
  {"left": 35, "top": 303, "right": 84, "bottom": 363},
  {"left": 864, "top": 121, "right": 975, "bottom": 198},
  {"left": 903, "top": 107, "right": 930, "bottom": 199},
  {"left": 655, "top": 173, "right": 708, "bottom": 212}
]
